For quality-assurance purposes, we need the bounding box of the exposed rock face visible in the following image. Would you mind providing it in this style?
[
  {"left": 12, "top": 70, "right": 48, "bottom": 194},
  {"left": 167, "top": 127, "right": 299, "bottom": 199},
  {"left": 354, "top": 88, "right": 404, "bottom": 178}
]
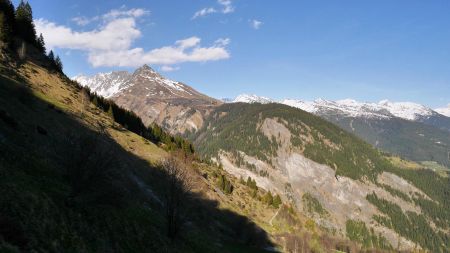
[
  {"left": 218, "top": 117, "right": 427, "bottom": 250},
  {"left": 74, "top": 65, "right": 221, "bottom": 133}
]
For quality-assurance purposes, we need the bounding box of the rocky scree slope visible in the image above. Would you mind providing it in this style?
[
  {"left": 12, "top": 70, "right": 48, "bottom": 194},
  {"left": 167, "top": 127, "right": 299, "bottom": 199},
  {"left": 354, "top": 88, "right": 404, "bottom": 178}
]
[{"left": 191, "top": 102, "right": 450, "bottom": 252}]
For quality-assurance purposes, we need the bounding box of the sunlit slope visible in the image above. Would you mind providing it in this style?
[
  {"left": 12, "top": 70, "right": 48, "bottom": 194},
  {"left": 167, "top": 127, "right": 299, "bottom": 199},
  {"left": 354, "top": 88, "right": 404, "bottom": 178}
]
[{"left": 192, "top": 102, "right": 450, "bottom": 252}]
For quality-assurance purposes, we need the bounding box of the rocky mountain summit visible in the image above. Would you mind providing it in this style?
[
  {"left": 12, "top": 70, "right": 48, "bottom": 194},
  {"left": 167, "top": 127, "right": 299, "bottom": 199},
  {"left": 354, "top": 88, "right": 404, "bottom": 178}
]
[{"left": 74, "top": 65, "right": 221, "bottom": 133}]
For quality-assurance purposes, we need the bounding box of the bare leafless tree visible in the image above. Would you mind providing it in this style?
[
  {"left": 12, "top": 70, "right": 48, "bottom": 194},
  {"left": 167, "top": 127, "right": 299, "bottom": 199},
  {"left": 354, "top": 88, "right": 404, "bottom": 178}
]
[{"left": 161, "top": 156, "right": 192, "bottom": 239}]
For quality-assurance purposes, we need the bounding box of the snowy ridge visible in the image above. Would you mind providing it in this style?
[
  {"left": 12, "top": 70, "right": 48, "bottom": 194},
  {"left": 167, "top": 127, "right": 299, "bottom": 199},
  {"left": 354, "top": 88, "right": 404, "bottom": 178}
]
[
  {"left": 233, "top": 94, "right": 274, "bottom": 104},
  {"left": 73, "top": 65, "right": 192, "bottom": 98},
  {"left": 435, "top": 104, "right": 450, "bottom": 117},
  {"left": 232, "top": 94, "right": 445, "bottom": 121},
  {"left": 73, "top": 71, "right": 131, "bottom": 98}
]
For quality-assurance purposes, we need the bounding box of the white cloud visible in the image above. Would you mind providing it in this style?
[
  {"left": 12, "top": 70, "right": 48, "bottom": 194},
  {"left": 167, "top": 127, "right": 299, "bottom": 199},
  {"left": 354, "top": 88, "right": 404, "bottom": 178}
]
[
  {"left": 192, "top": 0, "right": 234, "bottom": 20},
  {"left": 36, "top": 8, "right": 230, "bottom": 68},
  {"left": 192, "top": 7, "right": 217, "bottom": 19},
  {"left": 71, "top": 16, "right": 93, "bottom": 26},
  {"left": 218, "top": 0, "right": 235, "bottom": 13},
  {"left": 37, "top": 18, "right": 141, "bottom": 51},
  {"left": 176, "top": 37, "right": 201, "bottom": 49},
  {"left": 250, "top": 19, "right": 263, "bottom": 30},
  {"left": 71, "top": 7, "right": 148, "bottom": 26},
  {"left": 214, "top": 38, "right": 231, "bottom": 47},
  {"left": 102, "top": 7, "right": 149, "bottom": 20},
  {"left": 161, "top": 65, "right": 180, "bottom": 72},
  {"left": 87, "top": 37, "right": 230, "bottom": 67}
]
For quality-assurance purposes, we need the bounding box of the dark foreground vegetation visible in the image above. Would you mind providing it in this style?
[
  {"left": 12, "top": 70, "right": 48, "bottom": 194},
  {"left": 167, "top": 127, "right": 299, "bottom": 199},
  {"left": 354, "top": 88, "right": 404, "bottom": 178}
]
[{"left": 0, "top": 1, "right": 275, "bottom": 252}]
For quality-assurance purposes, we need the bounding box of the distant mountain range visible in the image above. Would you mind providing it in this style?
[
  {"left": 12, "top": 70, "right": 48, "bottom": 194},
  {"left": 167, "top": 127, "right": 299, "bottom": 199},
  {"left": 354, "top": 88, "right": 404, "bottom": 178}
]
[
  {"left": 229, "top": 94, "right": 450, "bottom": 124},
  {"left": 227, "top": 94, "right": 450, "bottom": 167}
]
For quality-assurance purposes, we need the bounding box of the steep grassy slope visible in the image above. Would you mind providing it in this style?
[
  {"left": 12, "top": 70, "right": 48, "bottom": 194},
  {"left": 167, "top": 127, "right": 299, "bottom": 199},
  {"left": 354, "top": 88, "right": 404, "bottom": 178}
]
[
  {"left": 0, "top": 57, "right": 285, "bottom": 252},
  {"left": 191, "top": 103, "right": 450, "bottom": 252}
]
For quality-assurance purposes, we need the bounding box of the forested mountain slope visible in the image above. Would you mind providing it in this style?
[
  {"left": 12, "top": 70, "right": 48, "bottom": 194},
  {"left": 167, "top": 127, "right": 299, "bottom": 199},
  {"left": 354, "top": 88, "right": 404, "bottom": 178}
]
[
  {"left": 320, "top": 115, "right": 450, "bottom": 168},
  {"left": 191, "top": 103, "right": 450, "bottom": 252}
]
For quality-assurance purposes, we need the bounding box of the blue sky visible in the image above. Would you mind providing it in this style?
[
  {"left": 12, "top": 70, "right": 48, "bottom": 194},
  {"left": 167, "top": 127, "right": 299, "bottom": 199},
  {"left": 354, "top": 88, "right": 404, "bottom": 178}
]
[{"left": 18, "top": 0, "right": 450, "bottom": 108}]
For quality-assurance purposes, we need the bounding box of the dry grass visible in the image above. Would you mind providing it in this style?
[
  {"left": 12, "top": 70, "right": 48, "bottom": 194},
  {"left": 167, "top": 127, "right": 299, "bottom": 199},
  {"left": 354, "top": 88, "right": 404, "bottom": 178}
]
[{"left": 387, "top": 156, "right": 422, "bottom": 170}]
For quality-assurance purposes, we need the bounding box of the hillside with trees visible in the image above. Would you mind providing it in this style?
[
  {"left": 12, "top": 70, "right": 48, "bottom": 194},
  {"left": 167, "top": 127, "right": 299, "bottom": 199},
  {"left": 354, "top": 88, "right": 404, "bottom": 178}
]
[
  {"left": 0, "top": 1, "right": 395, "bottom": 252},
  {"left": 191, "top": 102, "right": 450, "bottom": 252},
  {"left": 2, "top": 1, "right": 449, "bottom": 252}
]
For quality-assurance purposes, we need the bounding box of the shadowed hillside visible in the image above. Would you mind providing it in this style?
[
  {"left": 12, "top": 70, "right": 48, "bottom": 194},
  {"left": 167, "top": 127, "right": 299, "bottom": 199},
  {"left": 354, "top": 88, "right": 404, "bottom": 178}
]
[{"left": 0, "top": 50, "right": 278, "bottom": 252}]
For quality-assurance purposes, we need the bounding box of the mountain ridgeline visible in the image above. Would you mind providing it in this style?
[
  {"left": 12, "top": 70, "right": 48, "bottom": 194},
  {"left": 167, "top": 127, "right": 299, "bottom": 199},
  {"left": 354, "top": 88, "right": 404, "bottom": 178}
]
[
  {"left": 236, "top": 95, "right": 450, "bottom": 169},
  {"left": 74, "top": 67, "right": 450, "bottom": 251},
  {"left": 74, "top": 65, "right": 220, "bottom": 134},
  {"left": 2, "top": 1, "right": 450, "bottom": 252},
  {"left": 191, "top": 102, "right": 450, "bottom": 252}
]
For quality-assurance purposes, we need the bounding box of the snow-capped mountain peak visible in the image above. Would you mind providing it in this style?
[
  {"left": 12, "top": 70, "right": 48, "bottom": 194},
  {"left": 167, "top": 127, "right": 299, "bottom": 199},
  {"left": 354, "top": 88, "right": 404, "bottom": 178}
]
[
  {"left": 233, "top": 94, "right": 274, "bottom": 104},
  {"left": 286, "top": 98, "right": 435, "bottom": 120},
  {"left": 73, "top": 71, "right": 131, "bottom": 98},
  {"left": 73, "top": 65, "right": 196, "bottom": 99},
  {"left": 375, "top": 100, "right": 434, "bottom": 120},
  {"left": 233, "top": 94, "right": 443, "bottom": 121}
]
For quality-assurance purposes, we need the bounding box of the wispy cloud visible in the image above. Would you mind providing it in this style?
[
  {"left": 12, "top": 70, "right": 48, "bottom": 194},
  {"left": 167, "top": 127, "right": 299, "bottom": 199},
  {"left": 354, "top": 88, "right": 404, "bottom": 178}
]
[
  {"left": 218, "top": 0, "right": 234, "bottom": 14},
  {"left": 192, "top": 7, "right": 217, "bottom": 19},
  {"left": 36, "top": 7, "right": 230, "bottom": 68},
  {"left": 102, "top": 7, "right": 149, "bottom": 20},
  {"left": 192, "top": 0, "right": 235, "bottom": 20},
  {"left": 71, "top": 6, "right": 149, "bottom": 26},
  {"left": 160, "top": 65, "right": 180, "bottom": 72},
  {"left": 214, "top": 38, "right": 231, "bottom": 47},
  {"left": 71, "top": 16, "right": 95, "bottom": 26},
  {"left": 250, "top": 19, "right": 263, "bottom": 30}
]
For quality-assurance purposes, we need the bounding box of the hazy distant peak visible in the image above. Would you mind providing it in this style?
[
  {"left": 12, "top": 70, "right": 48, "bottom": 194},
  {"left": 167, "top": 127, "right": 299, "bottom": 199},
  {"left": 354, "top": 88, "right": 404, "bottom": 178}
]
[
  {"left": 233, "top": 94, "right": 446, "bottom": 121},
  {"left": 233, "top": 94, "right": 274, "bottom": 104}
]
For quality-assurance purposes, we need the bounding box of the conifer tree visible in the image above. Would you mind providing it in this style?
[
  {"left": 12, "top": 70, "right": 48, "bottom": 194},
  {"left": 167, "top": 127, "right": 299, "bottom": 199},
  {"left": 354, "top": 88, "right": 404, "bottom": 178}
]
[
  {"left": 0, "top": 13, "right": 8, "bottom": 48},
  {"left": 0, "top": 0, "right": 15, "bottom": 48},
  {"left": 55, "top": 55, "right": 63, "bottom": 72},
  {"left": 15, "top": 0, "right": 38, "bottom": 45},
  {"left": 264, "top": 191, "right": 273, "bottom": 206},
  {"left": 273, "top": 194, "right": 282, "bottom": 208},
  {"left": 107, "top": 105, "right": 114, "bottom": 119},
  {"left": 36, "top": 33, "right": 46, "bottom": 53},
  {"left": 47, "top": 50, "right": 55, "bottom": 62}
]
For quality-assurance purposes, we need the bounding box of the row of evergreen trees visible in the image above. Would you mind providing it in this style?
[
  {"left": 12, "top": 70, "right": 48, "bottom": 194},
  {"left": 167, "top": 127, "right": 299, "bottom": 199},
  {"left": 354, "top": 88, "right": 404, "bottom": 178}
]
[
  {"left": 0, "top": 0, "right": 62, "bottom": 72},
  {"left": 75, "top": 83, "right": 195, "bottom": 156}
]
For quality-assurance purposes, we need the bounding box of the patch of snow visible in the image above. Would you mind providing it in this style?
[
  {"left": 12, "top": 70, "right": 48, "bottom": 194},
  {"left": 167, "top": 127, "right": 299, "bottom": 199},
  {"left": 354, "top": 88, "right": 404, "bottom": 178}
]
[
  {"left": 435, "top": 104, "right": 450, "bottom": 117},
  {"left": 233, "top": 94, "right": 274, "bottom": 104}
]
